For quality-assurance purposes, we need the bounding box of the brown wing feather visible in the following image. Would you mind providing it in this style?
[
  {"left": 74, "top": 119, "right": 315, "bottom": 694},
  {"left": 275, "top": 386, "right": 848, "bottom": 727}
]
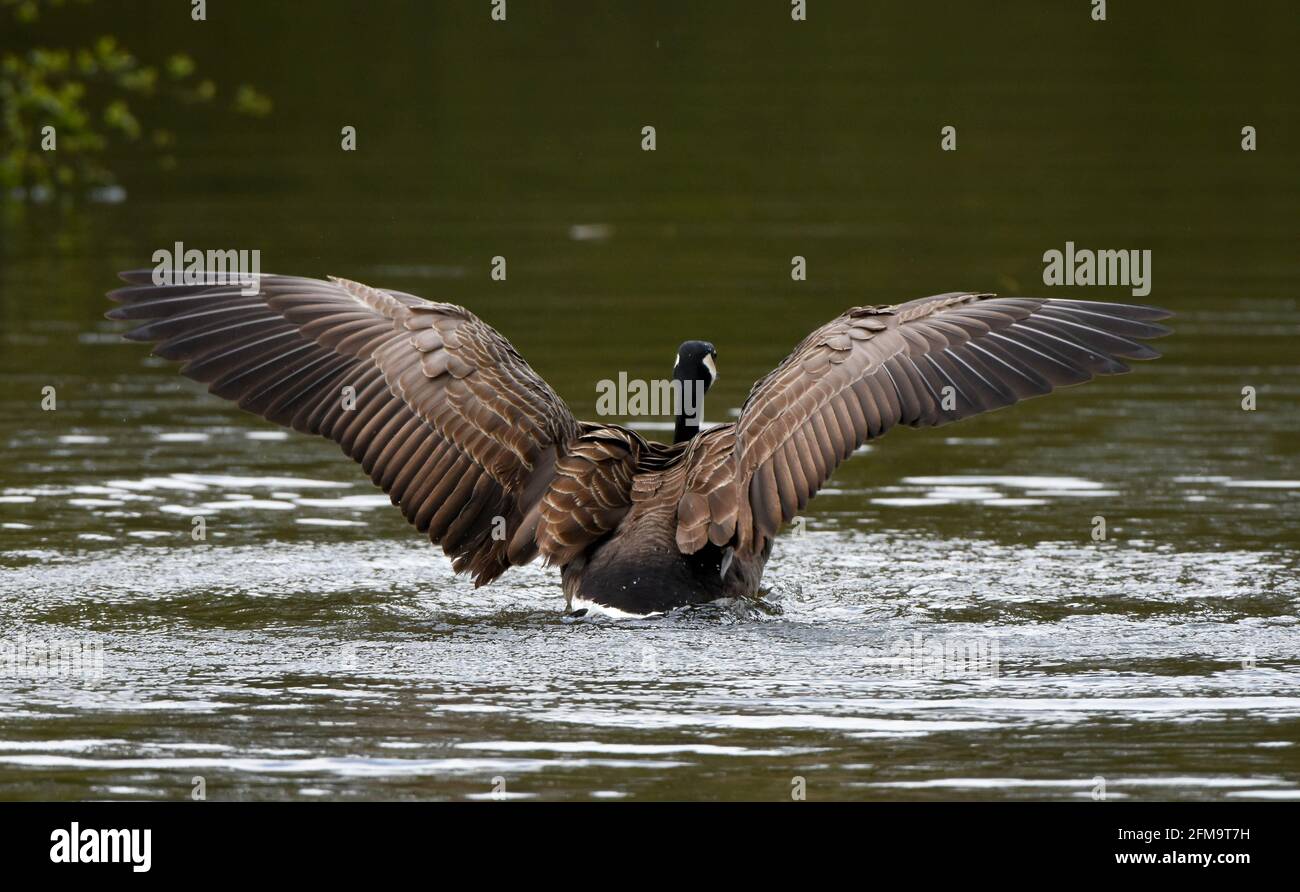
[
  {"left": 107, "top": 272, "right": 581, "bottom": 584},
  {"left": 528, "top": 424, "right": 644, "bottom": 566},
  {"left": 677, "top": 293, "right": 1171, "bottom": 553},
  {"left": 673, "top": 426, "right": 740, "bottom": 553}
]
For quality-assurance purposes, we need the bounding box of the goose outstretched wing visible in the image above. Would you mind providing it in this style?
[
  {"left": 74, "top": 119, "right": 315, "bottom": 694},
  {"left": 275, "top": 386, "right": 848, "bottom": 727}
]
[
  {"left": 674, "top": 294, "right": 1172, "bottom": 554},
  {"left": 108, "top": 272, "right": 588, "bottom": 584}
]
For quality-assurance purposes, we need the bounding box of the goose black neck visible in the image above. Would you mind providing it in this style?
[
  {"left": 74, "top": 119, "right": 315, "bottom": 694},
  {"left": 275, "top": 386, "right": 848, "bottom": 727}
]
[
  {"left": 673, "top": 413, "right": 698, "bottom": 444},
  {"left": 673, "top": 372, "right": 705, "bottom": 444}
]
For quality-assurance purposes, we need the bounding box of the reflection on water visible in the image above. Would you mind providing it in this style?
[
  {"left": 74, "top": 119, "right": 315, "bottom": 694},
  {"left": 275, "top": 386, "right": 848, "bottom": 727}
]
[
  {"left": 2, "top": 0, "right": 1299, "bottom": 800},
  {"left": 3, "top": 513, "right": 1298, "bottom": 800}
]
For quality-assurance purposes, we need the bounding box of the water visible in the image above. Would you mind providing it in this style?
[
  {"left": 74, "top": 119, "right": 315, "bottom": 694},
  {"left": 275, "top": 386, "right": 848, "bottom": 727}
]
[{"left": 1, "top": 0, "right": 1298, "bottom": 800}]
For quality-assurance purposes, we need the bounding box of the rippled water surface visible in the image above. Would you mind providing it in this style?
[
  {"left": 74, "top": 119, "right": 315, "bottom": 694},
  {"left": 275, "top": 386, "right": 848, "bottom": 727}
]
[{"left": 2, "top": 1, "right": 1298, "bottom": 800}]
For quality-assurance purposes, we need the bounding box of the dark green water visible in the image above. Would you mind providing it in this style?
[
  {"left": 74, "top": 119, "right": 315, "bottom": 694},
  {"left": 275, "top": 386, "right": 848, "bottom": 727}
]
[{"left": 1, "top": 1, "right": 1297, "bottom": 800}]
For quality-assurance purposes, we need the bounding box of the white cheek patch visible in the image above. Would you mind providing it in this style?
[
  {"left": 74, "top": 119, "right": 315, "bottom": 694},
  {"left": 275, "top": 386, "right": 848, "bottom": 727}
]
[
  {"left": 674, "top": 354, "right": 680, "bottom": 370},
  {"left": 703, "top": 354, "right": 717, "bottom": 383}
]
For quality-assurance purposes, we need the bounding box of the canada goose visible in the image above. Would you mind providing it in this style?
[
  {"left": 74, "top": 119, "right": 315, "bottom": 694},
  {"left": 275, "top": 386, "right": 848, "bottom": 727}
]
[{"left": 107, "top": 273, "right": 1170, "bottom": 617}]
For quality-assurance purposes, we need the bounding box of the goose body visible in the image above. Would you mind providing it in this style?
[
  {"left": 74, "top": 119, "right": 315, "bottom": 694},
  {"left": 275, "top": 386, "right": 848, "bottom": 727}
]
[{"left": 108, "top": 274, "right": 1170, "bottom": 617}]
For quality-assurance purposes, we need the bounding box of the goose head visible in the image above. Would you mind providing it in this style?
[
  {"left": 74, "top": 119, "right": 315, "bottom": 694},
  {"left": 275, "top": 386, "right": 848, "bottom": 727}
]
[
  {"left": 674, "top": 340, "right": 718, "bottom": 390},
  {"left": 672, "top": 340, "right": 717, "bottom": 443}
]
